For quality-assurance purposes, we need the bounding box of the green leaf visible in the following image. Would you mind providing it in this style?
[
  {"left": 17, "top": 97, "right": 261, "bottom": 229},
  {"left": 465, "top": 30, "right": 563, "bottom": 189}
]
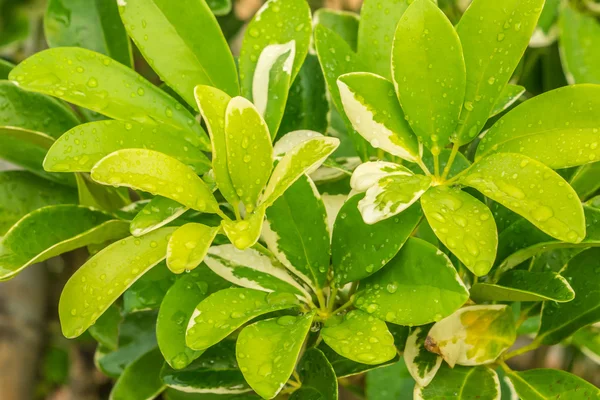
[
  {"left": 476, "top": 85, "right": 600, "bottom": 169},
  {"left": 0, "top": 126, "right": 74, "bottom": 186},
  {"left": 559, "top": 3, "right": 600, "bottom": 84},
  {"left": 391, "top": 0, "right": 466, "bottom": 152},
  {"left": 164, "top": 390, "right": 259, "bottom": 400},
  {"left": 289, "top": 348, "right": 338, "bottom": 400},
  {"left": 9, "top": 48, "right": 209, "bottom": 150},
  {"left": 203, "top": 245, "right": 310, "bottom": 299},
  {"left": 421, "top": 186, "right": 498, "bottom": 276},
  {"left": 321, "top": 342, "right": 400, "bottom": 378},
  {"left": 0, "top": 205, "right": 128, "bottom": 281},
  {"left": 110, "top": 348, "right": 166, "bottom": 400},
  {"left": 44, "top": 120, "right": 210, "bottom": 174},
  {"left": 239, "top": 0, "right": 311, "bottom": 101},
  {"left": 572, "top": 326, "right": 600, "bottom": 364},
  {"left": 506, "top": 369, "right": 600, "bottom": 400},
  {"left": 221, "top": 205, "right": 266, "bottom": 250},
  {"left": 91, "top": 149, "right": 219, "bottom": 214},
  {"left": 0, "top": 59, "right": 14, "bottom": 79},
  {"left": 123, "top": 261, "right": 177, "bottom": 313},
  {"left": 366, "top": 360, "right": 414, "bottom": 400},
  {"left": 495, "top": 206, "right": 600, "bottom": 275},
  {"left": 470, "top": 271, "right": 575, "bottom": 303},
  {"left": 206, "top": 0, "right": 232, "bottom": 15},
  {"left": 194, "top": 85, "right": 239, "bottom": 206},
  {"left": 260, "top": 136, "right": 339, "bottom": 207},
  {"left": 88, "top": 304, "right": 122, "bottom": 352},
  {"left": 157, "top": 266, "right": 230, "bottom": 370},
  {"left": 0, "top": 80, "right": 80, "bottom": 139},
  {"left": 75, "top": 173, "right": 130, "bottom": 212},
  {"left": 130, "top": 197, "right": 187, "bottom": 237},
  {"left": 314, "top": 9, "right": 359, "bottom": 51},
  {"left": 332, "top": 194, "right": 422, "bottom": 285},
  {"left": 236, "top": 312, "right": 314, "bottom": 399},
  {"left": 536, "top": 248, "right": 600, "bottom": 345},
  {"left": 45, "top": 0, "right": 132, "bottom": 67},
  {"left": 263, "top": 175, "right": 330, "bottom": 289},
  {"left": 337, "top": 72, "right": 419, "bottom": 162},
  {"left": 415, "top": 364, "right": 500, "bottom": 400},
  {"left": 160, "top": 340, "right": 251, "bottom": 394},
  {"left": 118, "top": 0, "right": 238, "bottom": 109},
  {"left": 278, "top": 54, "right": 329, "bottom": 138},
  {"left": 321, "top": 310, "right": 396, "bottom": 365},
  {"left": 186, "top": 288, "right": 299, "bottom": 351},
  {"left": 354, "top": 237, "right": 469, "bottom": 326},
  {"left": 357, "top": 0, "right": 409, "bottom": 79},
  {"left": 454, "top": 0, "right": 544, "bottom": 144},
  {"left": 461, "top": 153, "right": 585, "bottom": 243},
  {"left": 404, "top": 325, "right": 442, "bottom": 387},
  {"left": 0, "top": 170, "right": 76, "bottom": 235},
  {"left": 59, "top": 227, "right": 176, "bottom": 338},
  {"left": 489, "top": 84, "right": 525, "bottom": 118},
  {"left": 167, "top": 223, "right": 220, "bottom": 274},
  {"left": 350, "top": 161, "right": 431, "bottom": 224},
  {"left": 225, "top": 96, "right": 273, "bottom": 209},
  {"left": 571, "top": 162, "right": 600, "bottom": 200},
  {"left": 426, "top": 305, "right": 516, "bottom": 367}
]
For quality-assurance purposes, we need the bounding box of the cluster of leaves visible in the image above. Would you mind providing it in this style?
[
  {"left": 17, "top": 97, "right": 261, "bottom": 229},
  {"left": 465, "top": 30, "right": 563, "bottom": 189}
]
[{"left": 1, "top": 0, "right": 600, "bottom": 399}]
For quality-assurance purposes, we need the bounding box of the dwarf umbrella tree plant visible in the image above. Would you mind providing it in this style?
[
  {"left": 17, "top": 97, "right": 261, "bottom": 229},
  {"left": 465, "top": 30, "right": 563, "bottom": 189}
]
[{"left": 1, "top": 0, "right": 600, "bottom": 399}]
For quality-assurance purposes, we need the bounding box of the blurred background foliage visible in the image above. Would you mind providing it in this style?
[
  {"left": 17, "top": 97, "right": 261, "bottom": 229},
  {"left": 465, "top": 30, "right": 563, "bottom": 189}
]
[{"left": 0, "top": 0, "right": 599, "bottom": 399}]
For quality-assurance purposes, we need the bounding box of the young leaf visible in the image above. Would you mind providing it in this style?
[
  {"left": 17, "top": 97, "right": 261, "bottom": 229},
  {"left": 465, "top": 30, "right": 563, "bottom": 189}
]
[
  {"left": 426, "top": 305, "right": 516, "bottom": 367},
  {"left": 536, "top": 248, "right": 600, "bottom": 345},
  {"left": 91, "top": 149, "right": 220, "bottom": 214},
  {"left": 506, "top": 369, "right": 600, "bottom": 399},
  {"left": 289, "top": 348, "right": 338, "bottom": 400},
  {"left": 421, "top": 186, "right": 498, "bottom": 276},
  {"left": 239, "top": 0, "right": 311, "bottom": 101},
  {"left": 157, "top": 267, "right": 231, "bottom": 370},
  {"left": 559, "top": 3, "right": 600, "bottom": 84},
  {"left": 415, "top": 364, "right": 501, "bottom": 400},
  {"left": 59, "top": 227, "right": 176, "bottom": 338},
  {"left": 225, "top": 96, "right": 273, "bottom": 210},
  {"left": 130, "top": 197, "right": 187, "bottom": 237},
  {"left": 110, "top": 348, "right": 166, "bottom": 400},
  {"left": 354, "top": 238, "right": 469, "bottom": 326},
  {"left": 357, "top": 0, "right": 410, "bottom": 79},
  {"left": 203, "top": 245, "right": 310, "bottom": 299},
  {"left": 404, "top": 326, "right": 442, "bottom": 387},
  {"left": 194, "top": 85, "right": 239, "bottom": 206},
  {"left": 259, "top": 136, "right": 340, "bottom": 207},
  {"left": 44, "top": 120, "right": 211, "bottom": 174},
  {"left": 470, "top": 271, "right": 575, "bottom": 303},
  {"left": 236, "top": 312, "right": 314, "bottom": 399},
  {"left": 0, "top": 80, "right": 80, "bottom": 139},
  {"left": 263, "top": 175, "right": 330, "bottom": 289},
  {"left": 186, "top": 288, "right": 299, "bottom": 351},
  {"left": 454, "top": 0, "right": 544, "bottom": 144},
  {"left": 167, "top": 223, "right": 220, "bottom": 274},
  {"left": 461, "top": 153, "right": 586, "bottom": 243},
  {"left": 489, "top": 84, "right": 525, "bottom": 118},
  {"left": 337, "top": 72, "right": 420, "bottom": 162},
  {"left": 221, "top": 205, "right": 266, "bottom": 250},
  {"left": 45, "top": 0, "right": 132, "bottom": 67},
  {"left": 476, "top": 85, "right": 600, "bottom": 169},
  {"left": 0, "top": 205, "right": 128, "bottom": 281},
  {"left": 160, "top": 340, "right": 251, "bottom": 394},
  {"left": 0, "top": 170, "right": 77, "bottom": 235},
  {"left": 321, "top": 310, "right": 396, "bottom": 365},
  {"left": 391, "top": 0, "right": 466, "bottom": 152},
  {"left": 332, "top": 195, "right": 422, "bottom": 285},
  {"left": 314, "top": 8, "right": 359, "bottom": 51},
  {"left": 0, "top": 126, "right": 74, "bottom": 186},
  {"left": 366, "top": 360, "right": 414, "bottom": 400},
  {"left": 9, "top": 48, "right": 209, "bottom": 150},
  {"left": 118, "top": 0, "right": 238, "bottom": 108}
]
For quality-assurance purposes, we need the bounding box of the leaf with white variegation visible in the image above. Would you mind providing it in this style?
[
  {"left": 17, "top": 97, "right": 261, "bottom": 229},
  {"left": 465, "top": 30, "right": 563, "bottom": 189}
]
[
  {"left": 337, "top": 72, "right": 419, "bottom": 162},
  {"left": 461, "top": 153, "right": 585, "bottom": 243},
  {"left": 489, "top": 84, "right": 525, "bottom": 118},
  {"left": 130, "top": 197, "right": 187, "bottom": 237},
  {"left": 404, "top": 325, "right": 442, "bottom": 387},
  {"left": 426, "top": 305, "right": 516, "bottom": 367},
  {"left": 166, "top": 224, "right": 220, "bottom": 274},
  {"left": 221, "top": 206, "right": 266, "bottom": 250},
  {"left": 236, "top": 313, "right": 314, "bottom": 399},
  {"left": 421, "top": 186, "right": 497, "bottom": 276}
]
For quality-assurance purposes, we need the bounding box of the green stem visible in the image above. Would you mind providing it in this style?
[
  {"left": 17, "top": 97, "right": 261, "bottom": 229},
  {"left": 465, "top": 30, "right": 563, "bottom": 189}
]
[
  {"left": 416, "top": 157, "right": 432, "bottom": 176},
  {"left": 503, "top": 341, "right": 540, "bottom": 360},
  {"left": 331, "top": 297, "right": 355, "bottom": 315},
  {"left": 433, "top": 153, "right": 441, "bottom": 178},
  {"left": 216, "top": 208, "right": 232, "bottom": 222},
  {"left": 441, "top": 142, "right": 460, "bottom": 181},
  {"left": 328, "top": 287, "right": 339, "bottom": 312},
  {"left": 315, "top": 288, "right": 327, "bottom": 312}
]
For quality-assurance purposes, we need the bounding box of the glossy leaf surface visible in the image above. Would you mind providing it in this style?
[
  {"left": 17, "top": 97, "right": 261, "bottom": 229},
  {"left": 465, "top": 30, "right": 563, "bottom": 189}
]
[
  {"left": 167, "top": 223, "right": 220, "bottom": 274},
  {"left": 404, "top": 326, "right": 442, "bottom": 387},
  {"left": 110, "top": 348, "right": 166, "bottom": 400},
  {"left": 415, "top": 365, "right": 500, "bottom": 400},
  {"left": 289, "top": 348, "right": 338, "bottom": 400},
  {"left": 130, "top": 197, "right": 187, "bottom": 237},
  {"left": 507, "top": 369, "right": 600, "bottom": 400}
]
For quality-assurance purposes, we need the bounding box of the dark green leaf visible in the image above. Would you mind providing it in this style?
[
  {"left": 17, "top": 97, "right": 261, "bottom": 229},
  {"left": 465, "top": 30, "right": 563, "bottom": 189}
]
[
  {"left": 123, "top": 261, "right": 177, "bottom": 313},
  {"left": 314, "top": 9, "right": 359, "bottom": 51},
  {"left": 110, "top": 348, "right": 166, "bottom": 400},
  {"left": 507, "top": 369, "right": 600, "bottom": 399},
  {"left": 89, "top": 303, "right": 122, "bottom": 352},
  {"left": 365, "top": 360, "right": 414, "bottom": 400},
  {"left": 289, "top": 348, "right": 338, "bottom": 400},
  {"left": 318, "top": 342, "right": 399, "bottom": 379},
  {"left": 415, "top": 364, "right": 500, "bottom": 399}
]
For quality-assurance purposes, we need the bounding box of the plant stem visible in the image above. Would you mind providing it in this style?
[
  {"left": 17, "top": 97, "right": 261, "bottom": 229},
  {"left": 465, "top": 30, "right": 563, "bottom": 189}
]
[
  {"left": 433, "top": 153, "right": 441, "bottom": 178},
  {"left": 498, "top": 360, "right": 512, "bottom": 374},
  {"left": 331, "top": 297, "right": 354, "bottom": 315},
  {"left": 316, "top": 288, "right": 327, "bottom": 312},
  {"left": 441, "top": 142, "right": 460, "bottom": 181},
  {"left": 503, "top": 341, "right": 540, "bottom": 360},
  {"left": 215, "top": 208, "right": 232, "bottom": 222},
  {"left": 328, "top": 287, "right": 339, "bottom": 312},
  {"left": 416, "top": 158, "right": 432, "bottom": 176}
]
